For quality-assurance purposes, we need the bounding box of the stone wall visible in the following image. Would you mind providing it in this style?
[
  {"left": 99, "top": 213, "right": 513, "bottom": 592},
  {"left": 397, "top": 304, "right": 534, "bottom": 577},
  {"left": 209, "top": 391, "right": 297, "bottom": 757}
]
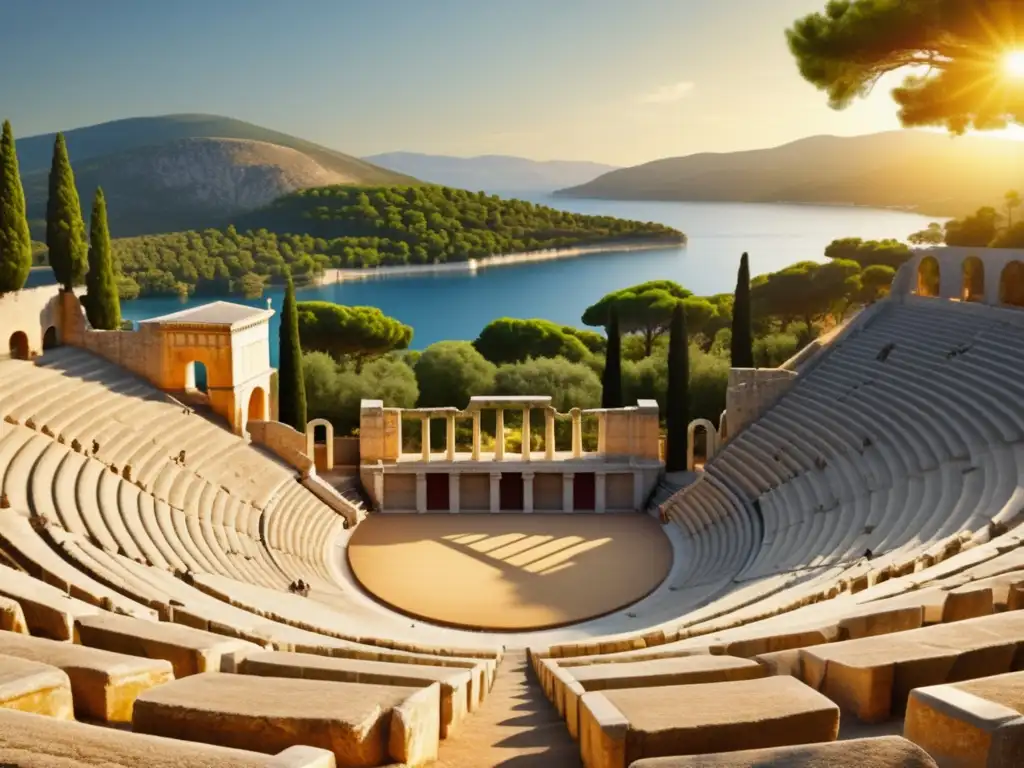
[
  {"left": 359, "top": 400, "right": 402, "bottom": 463},
  {"left": 0, "top": 285, "right": 66, "bottom": 360},
  {"left": 247, "top": 420, "right": 314, "bottom": 475},
  {"left": 599, "top": 399, "right": 661, "bottom": 460},
  {"left": 725, "top": 367, "right": 798, "bottom": 439}
]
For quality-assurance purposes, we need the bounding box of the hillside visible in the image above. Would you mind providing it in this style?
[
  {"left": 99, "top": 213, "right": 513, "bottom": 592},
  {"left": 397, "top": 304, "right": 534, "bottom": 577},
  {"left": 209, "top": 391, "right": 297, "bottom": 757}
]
[
  {"left": 111, "top": 184, "right": 684, "bottom": 298},
  {"left": 364, "top": 152, "right": 618, "bottom": 192},
  {"left": 18, "top": 114, "right": 416, "bottom": 237},
  {"left": 557, "top": 131, "right": 1024, "bottom": 216}
]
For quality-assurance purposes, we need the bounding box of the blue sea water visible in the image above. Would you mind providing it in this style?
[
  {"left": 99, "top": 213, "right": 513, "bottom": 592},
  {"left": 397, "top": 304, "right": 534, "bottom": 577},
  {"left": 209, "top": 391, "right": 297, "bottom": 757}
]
[{"left": 117, "top": 196, "right": 939, "bottom": 365}]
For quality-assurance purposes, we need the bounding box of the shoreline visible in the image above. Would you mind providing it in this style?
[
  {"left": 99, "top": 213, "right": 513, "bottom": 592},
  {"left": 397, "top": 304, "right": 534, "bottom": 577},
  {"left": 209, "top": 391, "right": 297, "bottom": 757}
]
[{"left": 317, "top": 238, "right": 684, "bottom": 284}]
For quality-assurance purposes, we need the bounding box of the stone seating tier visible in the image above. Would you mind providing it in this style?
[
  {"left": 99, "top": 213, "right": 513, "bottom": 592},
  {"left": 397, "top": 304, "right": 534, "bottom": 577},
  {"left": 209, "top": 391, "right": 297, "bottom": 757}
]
[{"left": 0, "top": 654, "right": 73, "bottom": 719}]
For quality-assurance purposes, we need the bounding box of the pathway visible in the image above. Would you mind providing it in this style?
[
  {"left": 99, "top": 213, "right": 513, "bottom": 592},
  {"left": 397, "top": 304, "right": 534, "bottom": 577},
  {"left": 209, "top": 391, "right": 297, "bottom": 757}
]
[{"left": 430, "top": 650, "right": 582, "bottom": 768}]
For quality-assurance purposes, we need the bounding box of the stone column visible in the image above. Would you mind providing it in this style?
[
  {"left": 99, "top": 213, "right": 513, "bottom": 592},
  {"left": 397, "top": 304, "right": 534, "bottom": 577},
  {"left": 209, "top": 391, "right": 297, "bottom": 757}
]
[
  {"left": 495, "top": 409, "right": 505, "bottom": 460},
  {"left": 633, "top": 469, "right": 644, "bottom": 511},
  {"left": 490, "top": 471, "right": 502, "bottom": 513},
  {"left": 446, "top": 413, "right": 456, "bottom": 461},
  {"left": 373, "top": 468, "right": 384, "bottom": 512},
  {"left": 472, "top": 410, "right": 481, "bottom": 461},
  {"left": 562, "top": 473, "right": 574, "bottom": 513},
  {"left": 544, "top": 409, "right": 556, "bottom": 460},
  {"left": 523, "top": 471, "right": 534, "bottom": 513},
  {"left": 522, "top": 407, "right": 531, "bottom": 461},
  {"left": 449, "top": 473, "right": 460, "bottom": 513},
  {"left": 571, "top": 409, "right": 583, "bottom": 458},
  {"left": 595, "top": 472, "right": 607, "bottom": 514},
  {"left": 421, "top": 415, "right": 431, "bottom": 462},
  {"left": 415, "top": 472, "right": 427, "bottom": 513}
]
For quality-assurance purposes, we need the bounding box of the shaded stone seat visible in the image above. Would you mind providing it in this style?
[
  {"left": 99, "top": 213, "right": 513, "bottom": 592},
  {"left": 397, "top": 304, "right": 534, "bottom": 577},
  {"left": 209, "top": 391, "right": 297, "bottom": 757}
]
[
  {"left": 0, "top": 629, "right": 174, "bottom": 722},
  {"left": 0, "top": 563, "right": 100, "bottom": 640},
  {"left": 239, "top": 649, "right": 473, "bottom": 738},
  {"left": 75, "top": 612, "right": 262, "bottom": 677},
  {"left": 0, "top": 707, "right": 334, "bottom": 768},
  {"left": 626, "top": 736, "right": 938, "bottom": 767},
  {"left": 133, "top": 671, "right": 440, "bottom": 767},
  {"left": 0, "top": 654, "right": 73, "bottom": 719},
  {"left": 905, "top": 670, "right": 1024, "bottom": 768},
  {"left": 579, "top": 676, "right": 840, "bottom": 768},
  {"left": 0, "top": 597, "right": 27, "bottom": 634},
  {"left": 799, "top": 611, "right": 1024, "bottom": 723}
]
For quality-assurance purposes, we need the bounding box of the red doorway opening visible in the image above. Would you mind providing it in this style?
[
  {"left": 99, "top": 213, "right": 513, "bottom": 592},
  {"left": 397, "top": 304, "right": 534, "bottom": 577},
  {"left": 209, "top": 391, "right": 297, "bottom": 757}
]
[
  {"left": 426, "top": 474, "right": 450, "bottom": 511},
  {"left": 500, "top": 472, "right": 523, "bottom": 510},
  {"left": 573, "top": 473, "right": 596, "bottom": 511}
]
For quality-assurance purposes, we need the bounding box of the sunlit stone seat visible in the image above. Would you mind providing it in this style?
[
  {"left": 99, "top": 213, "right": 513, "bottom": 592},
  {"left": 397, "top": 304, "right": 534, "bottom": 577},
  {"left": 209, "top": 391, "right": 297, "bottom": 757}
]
[
  {"left": 579, "top": 676, "right": 839, "bottom": 768},
  {"left": 240, "top": 649, "right": 473, "bottom": 738},
  {"left": 0, "top": 598, "right": 26, "bottom": 635},
  {"left": 626, "top": 736, "right": 938, "bottom": 768},
  {"left": 133, "top": 671, "right": 440, "bottom": 767},
  {"left": 0, "top": 707, "right": 333, "bottom": 768},
  {"left": 904, "top": 670, "right": 1024, "bottom": 768},
  {"left": 0, "top": 630, "right": 173, "bottom": 723},
  {"left": 0, "top": 563, "right": 101, "bottom": 640},
  {"left": 0, "top": 654, "right": 73, "bottom": 719}
]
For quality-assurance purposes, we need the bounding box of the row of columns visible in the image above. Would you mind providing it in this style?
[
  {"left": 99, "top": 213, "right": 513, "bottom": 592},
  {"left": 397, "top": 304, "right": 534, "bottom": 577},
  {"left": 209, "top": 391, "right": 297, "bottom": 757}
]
[
  {"left": 417, "top": 408, "right": 584, "bottom": 462},
  {"left": 413, "top": 471, "right": 606, "bottom": 513}
]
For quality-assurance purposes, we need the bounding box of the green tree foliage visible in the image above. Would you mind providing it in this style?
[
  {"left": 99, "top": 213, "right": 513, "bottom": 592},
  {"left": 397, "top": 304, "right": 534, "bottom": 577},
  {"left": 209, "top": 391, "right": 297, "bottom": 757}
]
[
  {"left": 824, "top": 238, "right": 912, "bottom": 269},
  {"left": 945, "top": 206, "right": 1002, "bottom": 246},
  {"left": 730, "top": 252, "right": 753, "bottom": 368},
  {"left": 415, "top": 341, "right": 496, "bottom": 409},
  {"left": 474, "top": 318, "right": 591, "bottom": 365},
  {"left": 602, "top": 308, "right": 623, "bottom": 408},
  {"left": 582, "top": 280, "right": 691, "bottom": 356},
  {"left": 753, "top": 333, "right": 801, "bottom": 368},
  {"left": 907, "top": 223, "right": 945, "bottom": 246},
  {"left": 562, "top": 326, "right": 606, "bottom": 355},
  {"left": 752, "top": 259, "right": 861, "bottom": 336},
  {"left": 295, "top": 302, "right": 412, "bottom": 368},
  {"left": 0, "top": 121, "right": 32, "bottom": 294},
  {"left": 665, "top": 304, "right": 689, "bottom": 472},
  {"left": 46, "top": 133, "right": 87, "bottom": 291},
  {"left": 856, "top": 264, "right": 897, "bottom": 304},
  {"left": 992, "top": 222, "right": 1024, "bottom": 248},
  {"left": 1005, "top": 190, "right": 1021, "bottom": 227},
  {"left": 304, "top": 352, "right": 418, "bottom": 435},
  {"left": 278, "top": 272, "right": 307, "bottom": 431},
  {"left": 493, "top": 357, "right": 602, "bottom": 413},
  {"left": 788, "top": 1, "right": 1024, "bottom": 133},
  {"left": 83, "top": 188, "right": 121, "bottom": 330}
]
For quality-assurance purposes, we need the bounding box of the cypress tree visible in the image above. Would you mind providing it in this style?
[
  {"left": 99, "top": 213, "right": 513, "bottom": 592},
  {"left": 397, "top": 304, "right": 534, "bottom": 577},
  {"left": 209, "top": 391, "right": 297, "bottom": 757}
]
[
  {"left": 730, "top": 252, "right": 754, "bottom": 368},
  {"left": 84, "top": 188, "right": 121, "bottom": 330},
  {"left": 278, "top": 271, "right": 307, "bottom": 431},
  {"left": 665, "top": 303, "right": 689, "bottom": 472},
  {"left": 46, "top": 133, "right": 87, "bottom": 291},
  {"left": 601, "top": 307, "right": 623, "bottom": 409},
  {"left": 0, "top": 120, "right": 32, "bottom": 294}
]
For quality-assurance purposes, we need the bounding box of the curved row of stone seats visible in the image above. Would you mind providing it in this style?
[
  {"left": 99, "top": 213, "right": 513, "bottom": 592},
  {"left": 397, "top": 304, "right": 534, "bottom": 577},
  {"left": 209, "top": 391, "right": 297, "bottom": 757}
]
[
  {"left": 0, "top": 654, "right": 73, "bottom": 719},
  {"left": 262, "top": 480, "right": 344, "bottom": 586},
  {"left": 626, "top": 736, "right": 938, "bottom": 768},
  {"left": 578, "top": 675, "right": 839, "bottom": 768},
  {"left": 0, "top": 629, "right": 173, "bottom": 723},
  {"left": 905, "top": 670, "right": 1024, "bottom": 768},
  {"left": 0, "top": 708, "right": 333, "bottom": 768},
  {"left": 240, "top": 649, "right": 474, "bottom": 738},
  {"left": 0, "top": 562, "right": 102, "bottom": 640},
  {"left": 132, "top": 670, "right": 441, "bottom": 767}
]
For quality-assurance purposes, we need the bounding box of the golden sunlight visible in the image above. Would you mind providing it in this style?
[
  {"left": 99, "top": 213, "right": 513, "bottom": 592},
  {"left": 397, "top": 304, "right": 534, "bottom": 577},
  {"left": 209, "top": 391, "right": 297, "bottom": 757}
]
[{"left": 1004, "top": 50, "right": 1024, "bottom": 78}]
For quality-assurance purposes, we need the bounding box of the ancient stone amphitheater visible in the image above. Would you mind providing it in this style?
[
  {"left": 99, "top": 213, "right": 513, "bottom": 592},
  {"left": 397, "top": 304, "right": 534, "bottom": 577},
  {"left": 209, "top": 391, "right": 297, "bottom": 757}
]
[{"left": 1, "top": 246, "right": 1023, "bottom": 768}]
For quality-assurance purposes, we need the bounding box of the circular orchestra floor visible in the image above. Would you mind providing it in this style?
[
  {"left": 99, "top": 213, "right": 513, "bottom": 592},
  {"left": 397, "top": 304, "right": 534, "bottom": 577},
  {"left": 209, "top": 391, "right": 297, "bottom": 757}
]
[{"left": 346, "top": 513, "right": 673, "bottom": 631}]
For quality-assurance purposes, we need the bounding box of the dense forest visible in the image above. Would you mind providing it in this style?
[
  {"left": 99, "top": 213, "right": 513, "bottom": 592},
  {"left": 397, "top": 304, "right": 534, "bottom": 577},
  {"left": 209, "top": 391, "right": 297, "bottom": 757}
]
[{"left": 109, "top": 185, "right": 684, "bottom": 298}]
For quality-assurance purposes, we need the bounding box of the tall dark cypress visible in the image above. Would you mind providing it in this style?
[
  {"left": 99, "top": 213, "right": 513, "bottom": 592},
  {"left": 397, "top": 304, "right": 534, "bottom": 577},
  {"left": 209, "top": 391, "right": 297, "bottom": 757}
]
[
  {"left": 46, "top": 133, "right": 87, "bottom": 291},
  {"left": 665, "top": 303, "right": 689, "bottom": 472},
  {"left": 601, "top": 307, "right": 623, "bottom": 409},
  {"left": 278, "top": 271, "right": 307, "bottom": 431},
  {"left": 730, "top": 252, "right": 754, "bottom": 368},
  {"left": 84, "top": 188, "right": 121, "bottom": 330},
  {"left": 0, "top": 120, "right": 32, "bottom": 294}
]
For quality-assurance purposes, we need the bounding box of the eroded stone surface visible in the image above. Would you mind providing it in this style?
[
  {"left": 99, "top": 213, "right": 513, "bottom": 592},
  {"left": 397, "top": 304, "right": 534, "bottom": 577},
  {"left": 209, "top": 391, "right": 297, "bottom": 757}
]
[
  {"left": 626, "top": 736, "right": 937, "bottom": 767},
  {"left": 0, "top": 654, "right": 73, "bottom": 720}
]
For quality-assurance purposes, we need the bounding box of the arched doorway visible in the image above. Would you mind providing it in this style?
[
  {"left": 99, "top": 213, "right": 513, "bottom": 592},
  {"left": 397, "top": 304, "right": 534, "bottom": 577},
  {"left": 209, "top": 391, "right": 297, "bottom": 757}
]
[
  {"left": 961, "top": 257, "right": 985, "bottom": 302},
  {"left": 185, "top": 361, "right": 209, "bottom": 393},
  {"left": 686, "top": 418, "right": 720, "bottom": 471},
  {"left": 306, "top": 418, "right": 335, "bottom": 471},
  {"left": 1000, "top": 261, "right": 1024, "bottom": 307},
  {"left": 916, "top": 256, "right": 941, "bottom": 297},
  {"left": 8, "top": 331, "right": 29, "bottom": 361},
  {"left": 42, "top": 326, "right": 58, "bottom": 350},
  {"left": 247, "top": 387, "right": 266, "bottom": 423}
]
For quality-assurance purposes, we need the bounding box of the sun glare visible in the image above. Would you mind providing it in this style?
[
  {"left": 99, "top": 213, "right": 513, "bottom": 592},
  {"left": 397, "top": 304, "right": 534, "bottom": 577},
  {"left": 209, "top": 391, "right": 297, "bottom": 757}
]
[{"left": 1004, "top": 50, "right": 1024, "bottom": 78}]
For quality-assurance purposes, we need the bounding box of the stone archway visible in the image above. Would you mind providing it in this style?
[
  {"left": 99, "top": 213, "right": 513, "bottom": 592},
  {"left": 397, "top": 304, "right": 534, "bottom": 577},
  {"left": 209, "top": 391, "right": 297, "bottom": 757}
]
[
  {"left": 916, "top": 256, "right": 941, "bottom": 297},
  {"left": 306, "top": 418, "right": 335, "bottom": 471},
  {"left": 8, "top": 331, "right": 29, "bottom": 361},
  {"left": 1000, "top": 260, "right": 1024, "bottom": 307},
  {"left": 42, "top": 326, "right": 58, "bottom": 350},
  {"left": 961, "top": 257, "right": 985, "bottom": 302},
  {"left": 247, "top": 386, "right": 267, "bottom": 422},
  {"left": 686, "top": 418, "right": 720, "bottom": 471},
  {"left": 185, "top": 360, "right": 209, "bottom": 393}
]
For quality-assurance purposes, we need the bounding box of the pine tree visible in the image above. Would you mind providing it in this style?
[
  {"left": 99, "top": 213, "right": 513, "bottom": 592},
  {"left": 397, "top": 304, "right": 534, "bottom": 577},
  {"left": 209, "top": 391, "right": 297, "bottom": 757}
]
[
  {"left": 278, "top": 271, "right": 307, "bottom": 431},
  {"left": 83, "top": 188, "right": 121, "bottom": 330},
  {"left": 46, "top": 133, "right": 87, "bottom": 291},
  {"left": 665, "top": 303, "right": 689, "bottom": 472},
  {"left": 601, "top": 307, "right": 623, "bottom": 409},
  {"left": 0, "top": 120, "right": 32, "bottom": 294},
  {"left": 730, "top": 252, "right": 754, "bottom": 368}
]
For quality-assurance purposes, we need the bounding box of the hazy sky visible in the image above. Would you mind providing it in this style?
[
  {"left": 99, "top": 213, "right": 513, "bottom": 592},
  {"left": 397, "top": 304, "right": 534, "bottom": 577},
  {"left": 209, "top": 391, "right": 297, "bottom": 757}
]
[{"left": 1, "top": 0, "right": 1017, "bottom": 165}]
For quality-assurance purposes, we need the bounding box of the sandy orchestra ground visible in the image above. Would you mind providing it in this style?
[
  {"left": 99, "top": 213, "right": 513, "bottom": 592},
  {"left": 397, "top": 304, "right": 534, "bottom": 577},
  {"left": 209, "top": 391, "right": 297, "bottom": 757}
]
[{"left": 347, "top": 513, "right": 673, "bottom": 631}]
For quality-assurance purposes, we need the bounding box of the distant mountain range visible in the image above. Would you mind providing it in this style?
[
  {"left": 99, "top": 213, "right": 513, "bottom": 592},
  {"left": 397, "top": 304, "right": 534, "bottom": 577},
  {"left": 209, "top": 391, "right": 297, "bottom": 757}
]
[
  {"left": 17, "top": 114, "right": 415, "bottom": 237},
  {"left": 557, "top": 131, "right": 1024, "bottom": 217},
  {"left": 364, "top": 152, "right": 618, "bottom": 192}
]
